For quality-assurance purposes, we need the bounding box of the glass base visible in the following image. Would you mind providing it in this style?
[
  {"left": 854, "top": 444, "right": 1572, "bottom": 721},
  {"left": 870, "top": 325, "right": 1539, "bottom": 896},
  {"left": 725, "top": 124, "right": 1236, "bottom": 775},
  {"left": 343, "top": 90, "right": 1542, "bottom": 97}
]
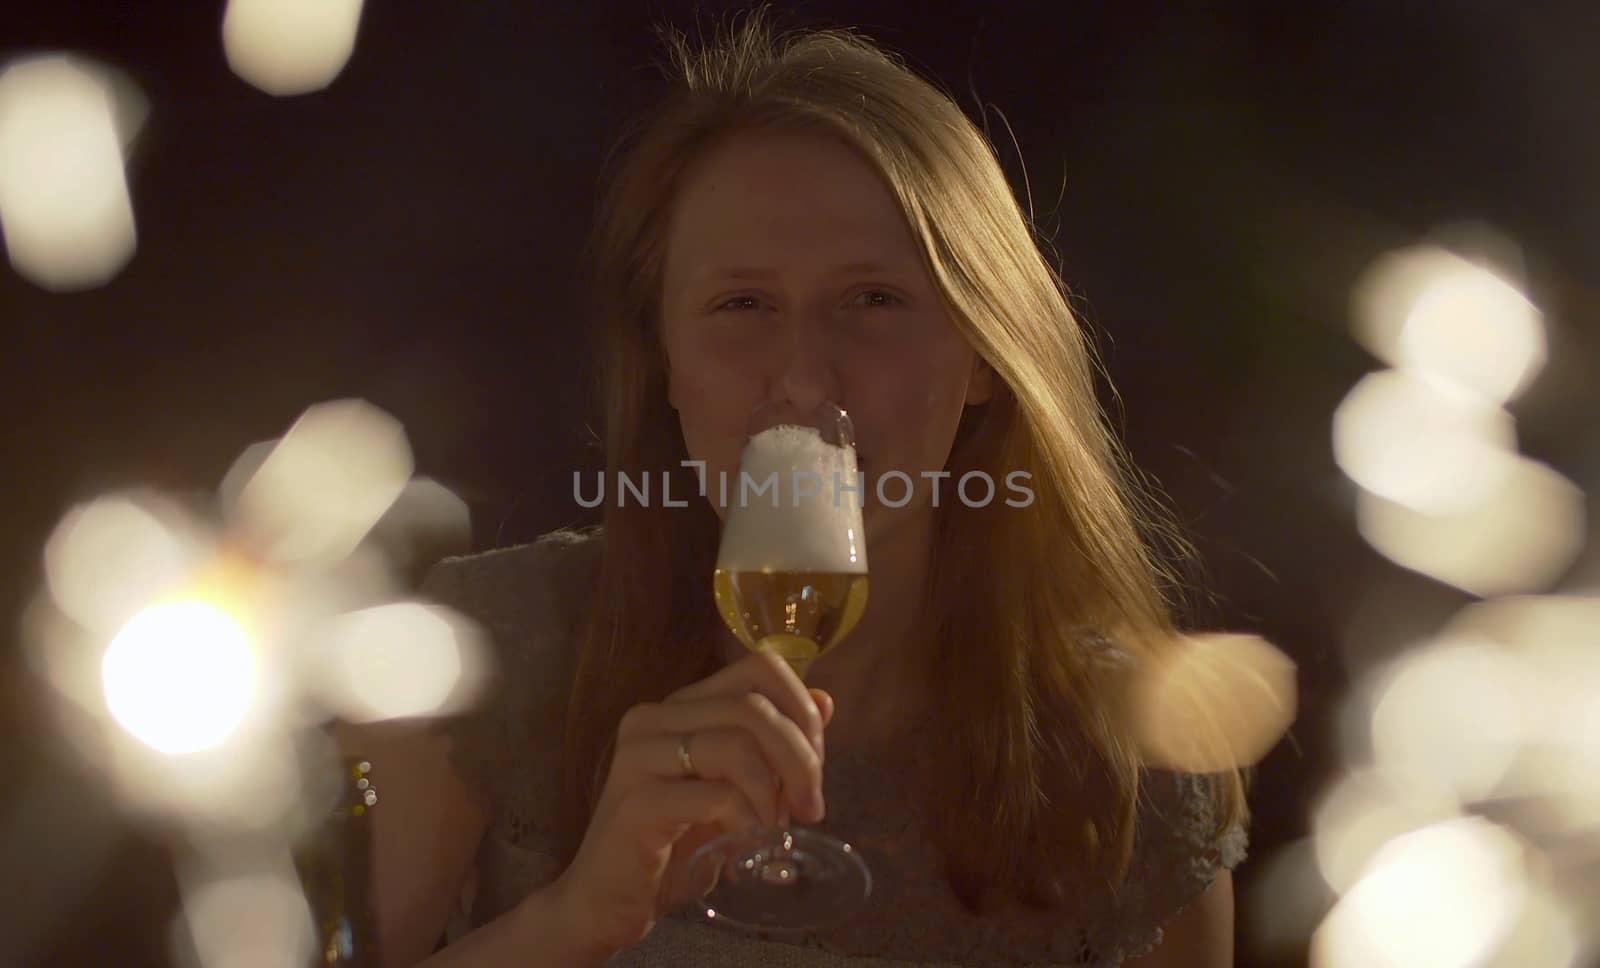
[{"left": 686, "top": 826, "right": 871, "bottom": 932}]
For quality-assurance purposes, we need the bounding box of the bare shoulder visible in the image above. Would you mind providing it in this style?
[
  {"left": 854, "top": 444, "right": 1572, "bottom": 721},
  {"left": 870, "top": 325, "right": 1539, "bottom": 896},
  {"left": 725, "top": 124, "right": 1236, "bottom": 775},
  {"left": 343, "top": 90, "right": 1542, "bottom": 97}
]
[{"left": 1121, "top": 868, "right": 1234, "bottom": 968}]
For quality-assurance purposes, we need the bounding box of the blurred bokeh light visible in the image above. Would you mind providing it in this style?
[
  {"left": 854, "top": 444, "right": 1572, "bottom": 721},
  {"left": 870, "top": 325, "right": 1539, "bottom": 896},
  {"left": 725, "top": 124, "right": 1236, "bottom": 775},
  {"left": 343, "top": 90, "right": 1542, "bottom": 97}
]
[
  {"left": 1354, "top": 455, "right": 1584, "bottom": 597},
  {"left": 1399, "top": 263, "right": 1545, "bottom": 406},
  {"left": 1311, "top": 766, "right": 1457, "bottom": 895},
  {"left": 100, "top": 600, "right": 257, "bottom": 755},
  {"left": 1335, "top": 238, "right": 1581, "bottom": 597},
  {"left": 1312, "top": 228, "right": 1597, "bottom": 964},
  {"left": 0, "top": 53, "right": 143, "bottom": 290},
  {"left": 44, "top": 491, "right": 205, "bottom": 635},
  {"left": 222, "top": 0, "right": 366, "bottom": 97},
  {"left": 218, "top": 439, "right": 278, "bottom": 519},
  {"left": 1350, "top": 242, "right": 1545, "bottom": 405},
  {"left": 1132, "top": 632, "right": 1297, "bottom": 773},
  {"left": 100, "top": 729, "right": 310, "bottom": 835},
  {"left": 173, "top": 853, "right": 315, "bottom": 968},
  {"left": 1448, "top": 595, "right": 1600, "bottom": 835},
  {"left": 1365, "top": 635, "right": 1526, "bottom": 804},
  {"left": 1484, "top": 885, "right": 1585, "bottom": 968},
  {"left": 363, "top": 477, "right": 474, "bottom": 580},
  {"left": 1333, "top": 368, "right": 1517, "bottom": 515},
  {"left": 1311, "top": 817, "right": 1532, "bottom": 968},
  {"left": 311, "top": 601, "right": 486, "bottom": 722},
  {"left": 26, "top": 397, "right": 486, "bottom": 845},
  {"left": 230, "top": 399, "right": 414, "bottom": 568}
]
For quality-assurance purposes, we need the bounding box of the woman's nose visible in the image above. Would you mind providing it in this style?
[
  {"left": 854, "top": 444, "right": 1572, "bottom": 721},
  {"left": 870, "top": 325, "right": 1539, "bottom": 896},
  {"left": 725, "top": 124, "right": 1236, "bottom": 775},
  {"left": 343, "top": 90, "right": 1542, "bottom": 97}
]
[{"left": 774, "top": 315, "right": 841, "bottom": 412}]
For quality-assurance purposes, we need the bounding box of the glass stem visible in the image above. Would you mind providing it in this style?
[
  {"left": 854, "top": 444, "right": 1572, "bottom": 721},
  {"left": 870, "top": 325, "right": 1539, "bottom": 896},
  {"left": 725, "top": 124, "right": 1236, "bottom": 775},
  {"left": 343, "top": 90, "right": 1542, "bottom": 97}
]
[{"left": 773, "top": 793, "right": 795, "bottom": 857}]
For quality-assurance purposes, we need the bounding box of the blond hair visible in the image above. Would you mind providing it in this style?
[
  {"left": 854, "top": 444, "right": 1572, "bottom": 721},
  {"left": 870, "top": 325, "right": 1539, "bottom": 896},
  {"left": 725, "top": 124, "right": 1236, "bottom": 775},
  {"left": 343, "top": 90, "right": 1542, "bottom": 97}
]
[{"left": 561, "top": 6, "right": 1246, "bottom": 911}]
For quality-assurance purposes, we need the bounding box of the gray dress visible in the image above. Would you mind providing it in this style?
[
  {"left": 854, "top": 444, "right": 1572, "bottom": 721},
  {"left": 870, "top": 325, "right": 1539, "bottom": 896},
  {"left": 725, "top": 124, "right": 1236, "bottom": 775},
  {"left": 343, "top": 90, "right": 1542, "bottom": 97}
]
[{"left": 430, "top": 528, "right": 1247, "bottom": 966}]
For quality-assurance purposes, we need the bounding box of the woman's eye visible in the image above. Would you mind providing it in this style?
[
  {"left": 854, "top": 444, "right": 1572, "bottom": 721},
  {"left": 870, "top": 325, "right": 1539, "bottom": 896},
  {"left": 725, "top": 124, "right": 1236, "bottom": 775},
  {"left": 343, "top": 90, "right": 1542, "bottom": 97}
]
[
  {"left": 853, "top": 289, "right": 902, "bottom": 309},
  {"left": 710, "top": 290, "right": 902, "bottom": 313},
  {"left": 713, "top": 295, "right": 762, "bottom": 312}
]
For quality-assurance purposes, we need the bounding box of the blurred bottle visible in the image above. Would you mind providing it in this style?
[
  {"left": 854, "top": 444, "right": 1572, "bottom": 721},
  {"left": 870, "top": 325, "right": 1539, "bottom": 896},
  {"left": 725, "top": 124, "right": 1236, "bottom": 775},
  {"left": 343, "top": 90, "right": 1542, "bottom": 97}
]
[{"left": 296, "top": 757, "right": 381, "bottom": 966}]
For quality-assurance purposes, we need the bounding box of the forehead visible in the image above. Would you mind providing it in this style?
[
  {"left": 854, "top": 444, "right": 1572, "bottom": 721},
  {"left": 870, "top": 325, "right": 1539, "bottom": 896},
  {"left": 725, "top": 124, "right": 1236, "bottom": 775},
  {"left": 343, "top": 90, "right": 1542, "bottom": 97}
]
[{"left": 662, "top": 131, "right": 920, "bottom": 281}]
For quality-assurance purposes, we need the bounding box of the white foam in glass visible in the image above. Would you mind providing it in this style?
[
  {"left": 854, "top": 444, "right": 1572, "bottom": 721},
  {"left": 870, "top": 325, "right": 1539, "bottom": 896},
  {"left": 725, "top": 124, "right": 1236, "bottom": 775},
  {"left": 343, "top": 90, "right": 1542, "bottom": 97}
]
[{"left": 717, "top": 425, "right": 866, "bottom": 573}]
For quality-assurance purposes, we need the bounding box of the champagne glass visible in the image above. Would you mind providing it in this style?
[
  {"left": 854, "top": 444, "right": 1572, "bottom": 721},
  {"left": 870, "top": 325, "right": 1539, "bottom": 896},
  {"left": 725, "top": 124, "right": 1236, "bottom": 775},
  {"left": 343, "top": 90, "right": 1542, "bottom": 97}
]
[{"left": 689, "top": 400, "right": 871, "bottom": 932}]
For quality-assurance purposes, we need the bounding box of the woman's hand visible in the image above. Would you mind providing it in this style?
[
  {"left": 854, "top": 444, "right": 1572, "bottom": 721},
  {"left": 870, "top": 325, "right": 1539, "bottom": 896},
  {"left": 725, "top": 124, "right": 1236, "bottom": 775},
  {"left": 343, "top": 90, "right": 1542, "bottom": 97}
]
[{"left": 548, "top": 650, "right": 833, "bottom": 958}]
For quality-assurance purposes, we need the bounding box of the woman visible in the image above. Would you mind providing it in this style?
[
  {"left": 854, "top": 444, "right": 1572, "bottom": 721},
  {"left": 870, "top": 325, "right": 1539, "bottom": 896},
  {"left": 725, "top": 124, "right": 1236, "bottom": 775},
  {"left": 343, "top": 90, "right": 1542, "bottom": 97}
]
[{"left": 360, "top": 9, "right": 1247, "bottom": 966}]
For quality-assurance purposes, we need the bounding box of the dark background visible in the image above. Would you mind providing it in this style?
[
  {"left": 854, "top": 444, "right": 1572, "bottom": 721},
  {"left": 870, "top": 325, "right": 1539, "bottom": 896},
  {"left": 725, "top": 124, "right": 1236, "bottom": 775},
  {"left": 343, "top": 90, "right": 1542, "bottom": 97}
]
[{"left": 4, "top": 2, "right": 1598, "bottom": 966}]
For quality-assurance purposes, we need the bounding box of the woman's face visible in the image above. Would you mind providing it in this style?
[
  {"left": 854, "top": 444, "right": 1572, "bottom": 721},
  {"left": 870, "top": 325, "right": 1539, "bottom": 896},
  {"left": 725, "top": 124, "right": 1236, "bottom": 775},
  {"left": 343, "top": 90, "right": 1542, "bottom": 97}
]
[{"left": 659, "top": 130, "right": 992, "bottom": 544}]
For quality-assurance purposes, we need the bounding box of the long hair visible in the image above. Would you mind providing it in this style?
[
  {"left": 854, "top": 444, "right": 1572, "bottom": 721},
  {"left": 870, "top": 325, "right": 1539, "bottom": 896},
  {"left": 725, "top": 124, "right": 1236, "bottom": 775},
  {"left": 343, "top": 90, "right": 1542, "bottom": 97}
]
[{"left": 560, "top": 6, "right": 1247, "bottom": 911}]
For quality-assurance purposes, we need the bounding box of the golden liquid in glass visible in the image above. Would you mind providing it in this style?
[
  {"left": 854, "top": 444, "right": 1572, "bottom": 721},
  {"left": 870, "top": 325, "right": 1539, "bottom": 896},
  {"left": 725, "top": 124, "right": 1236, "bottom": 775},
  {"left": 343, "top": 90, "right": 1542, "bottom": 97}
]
[{"left": 712, "top": 569, "right": 869, "bottom": 677}]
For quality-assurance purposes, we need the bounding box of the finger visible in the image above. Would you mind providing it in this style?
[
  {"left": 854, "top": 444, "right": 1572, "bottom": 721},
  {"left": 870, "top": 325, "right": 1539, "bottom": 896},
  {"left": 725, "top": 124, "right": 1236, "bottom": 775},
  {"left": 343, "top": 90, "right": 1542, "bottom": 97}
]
[
  {"left": 809, "top": 689, "right": 834, "bottom": 758},
  {"left": 624, "top": 692, "right": 822, "bottom": 777},
  {"left": 616, "top": 695, "right": 824, "bottom": 819},
  {"left": 632, "top": 730, "right": 780, "bottom": 826},
  {"left": 809, "top": 688, "right": 834, "bottom": 726},
  {"left": 619, "top": 778, "right": 761, "bottom": 854},
  {"left": 667, "top": 651, "right": 824, "bottom": 746}
]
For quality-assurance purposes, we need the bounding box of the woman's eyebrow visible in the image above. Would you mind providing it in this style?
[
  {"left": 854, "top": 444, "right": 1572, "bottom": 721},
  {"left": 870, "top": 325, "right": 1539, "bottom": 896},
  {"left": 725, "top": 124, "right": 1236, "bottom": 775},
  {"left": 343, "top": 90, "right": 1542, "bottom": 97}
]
[{"left": 694, "top": 259, "right": 903, "bottom": 281}]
